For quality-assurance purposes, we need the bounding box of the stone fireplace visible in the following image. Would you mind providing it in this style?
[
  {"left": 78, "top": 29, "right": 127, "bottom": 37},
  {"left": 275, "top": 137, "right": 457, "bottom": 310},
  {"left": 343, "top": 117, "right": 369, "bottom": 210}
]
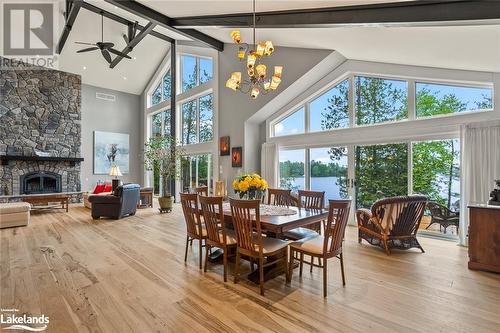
[{"left": 0, "top": 59, "right": 82, "bottom": 201}]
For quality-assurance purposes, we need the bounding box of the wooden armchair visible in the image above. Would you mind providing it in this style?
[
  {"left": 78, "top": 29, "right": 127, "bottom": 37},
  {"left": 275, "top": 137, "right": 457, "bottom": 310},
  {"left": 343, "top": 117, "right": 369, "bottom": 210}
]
[
  {"left": 199, "top": 195, "right": 237, "bottom": 282},
  {"left": 230, "top": 198, "right": 289, "bottom": 296},
  {"left": 426, "top": 201, "right": 459, "bottom": 234},
  {"left": 356, "top": 195, "right": 427, "bottom": 255}
]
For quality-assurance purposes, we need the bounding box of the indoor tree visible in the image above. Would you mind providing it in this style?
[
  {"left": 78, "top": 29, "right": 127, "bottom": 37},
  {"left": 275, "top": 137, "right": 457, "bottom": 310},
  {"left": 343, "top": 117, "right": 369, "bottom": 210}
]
[{"left": 144, "top": 135, "right": 186, "bottom": 211}]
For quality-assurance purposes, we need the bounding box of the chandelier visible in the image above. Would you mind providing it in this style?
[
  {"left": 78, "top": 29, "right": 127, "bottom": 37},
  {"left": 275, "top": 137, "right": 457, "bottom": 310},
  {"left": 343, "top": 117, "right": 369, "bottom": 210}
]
[{"left": 225, "top": 0, "right": 283, "bottom": 99}]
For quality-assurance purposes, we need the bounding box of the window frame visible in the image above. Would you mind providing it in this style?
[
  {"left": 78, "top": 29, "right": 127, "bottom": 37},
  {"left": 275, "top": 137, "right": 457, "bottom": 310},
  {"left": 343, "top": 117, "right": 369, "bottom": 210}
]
[
  {"left": 268, "top": 72, "right": 494, "bottom": 138},
  {"left": 180, "top": 91, "right": 214, "bottom": 146},
  {"left": 414, "top": 80, "right": 494, "bottom": 120},
  {"left": 180, "top": 53, "right": 214, "bottom": 93}
]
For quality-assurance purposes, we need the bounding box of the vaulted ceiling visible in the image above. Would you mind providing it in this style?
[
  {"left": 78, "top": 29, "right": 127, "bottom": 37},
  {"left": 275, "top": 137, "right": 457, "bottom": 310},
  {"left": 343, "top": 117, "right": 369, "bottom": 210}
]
[{"left": 56, "top": 0, "right": 500, "bottom": 95}]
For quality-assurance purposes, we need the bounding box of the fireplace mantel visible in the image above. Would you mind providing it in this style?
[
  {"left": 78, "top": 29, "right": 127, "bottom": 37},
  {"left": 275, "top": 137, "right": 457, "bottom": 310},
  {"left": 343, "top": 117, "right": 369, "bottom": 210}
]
[{"left": 0, "top": 155, "right": 84, "bottom": 166}]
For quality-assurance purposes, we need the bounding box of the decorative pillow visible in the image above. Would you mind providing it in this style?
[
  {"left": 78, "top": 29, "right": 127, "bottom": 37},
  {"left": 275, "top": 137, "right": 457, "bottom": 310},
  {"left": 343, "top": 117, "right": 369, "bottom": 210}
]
[
  {"left": 103, "top": 183, "right": 113, "bottom": 193},
  {"left": 93, "top": 184, "right": 105, "bottom": 194}
]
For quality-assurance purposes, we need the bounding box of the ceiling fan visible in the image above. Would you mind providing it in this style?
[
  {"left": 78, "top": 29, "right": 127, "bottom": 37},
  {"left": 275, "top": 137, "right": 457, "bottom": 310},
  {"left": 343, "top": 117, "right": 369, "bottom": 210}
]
[{"left": 75, "top": 13, "right": 131, "bottom": 64}]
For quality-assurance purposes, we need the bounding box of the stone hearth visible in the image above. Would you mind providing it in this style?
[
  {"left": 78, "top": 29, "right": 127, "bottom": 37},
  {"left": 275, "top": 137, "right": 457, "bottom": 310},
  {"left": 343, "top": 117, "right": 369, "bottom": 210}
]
[{"left": 0, "top": 59, "right": 82, "bottom": 199}]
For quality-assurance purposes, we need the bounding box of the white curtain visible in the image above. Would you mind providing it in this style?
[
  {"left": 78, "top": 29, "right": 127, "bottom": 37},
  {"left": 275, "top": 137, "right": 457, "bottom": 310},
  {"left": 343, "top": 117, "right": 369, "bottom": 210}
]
[
  {"left": 261, "top": 142, "right": 278, "bottom": 188},
  {"left": 460, "top": 122, "right": 500, "bottom": 245}
]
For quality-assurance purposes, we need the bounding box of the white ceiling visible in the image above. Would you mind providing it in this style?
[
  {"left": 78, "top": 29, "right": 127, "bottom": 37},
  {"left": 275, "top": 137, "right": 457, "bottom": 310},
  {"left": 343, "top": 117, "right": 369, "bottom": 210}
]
[
  {"left": 56, "top": 0, "right": 500, "bottom": 95},
  {"left": 200, "top": 25, "right": 500, "bottom": 73},
  {"left": 58, "top": 8, "right": 170, "bottom": 95}
]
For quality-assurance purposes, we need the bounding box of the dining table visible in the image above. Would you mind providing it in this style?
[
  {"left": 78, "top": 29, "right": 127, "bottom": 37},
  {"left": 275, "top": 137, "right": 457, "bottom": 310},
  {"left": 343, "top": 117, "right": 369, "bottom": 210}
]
[{"left": 202, "top": 202, "right": 328, "bottom": 283}]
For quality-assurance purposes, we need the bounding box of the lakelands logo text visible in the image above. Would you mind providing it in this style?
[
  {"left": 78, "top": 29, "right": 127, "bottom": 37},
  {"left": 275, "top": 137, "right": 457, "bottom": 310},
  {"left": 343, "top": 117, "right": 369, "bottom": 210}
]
[{"left": 0, "top": 310, "right": 49, "bottom": 332}]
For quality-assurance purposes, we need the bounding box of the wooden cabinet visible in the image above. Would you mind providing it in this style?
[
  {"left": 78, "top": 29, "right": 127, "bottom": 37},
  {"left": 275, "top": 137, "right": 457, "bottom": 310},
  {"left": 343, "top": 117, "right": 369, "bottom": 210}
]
[{"left": 468, "top": 204, "right": 500, "bottom": 273}]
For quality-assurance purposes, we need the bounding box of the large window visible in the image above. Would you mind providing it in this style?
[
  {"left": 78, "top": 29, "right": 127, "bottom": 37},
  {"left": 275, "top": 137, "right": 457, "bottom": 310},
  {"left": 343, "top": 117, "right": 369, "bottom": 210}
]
[
  {"left": 355, "top": 76, "right": 407, "bottom": 126},
  {"left": 182, "top": 93, "right": 214, "bottom": 145},
  {"left": 182, "top": 100, "right": 197, "bottom": 145},
  {"left": 273, "top": 107, "right": 305, "bottom": 137},
  {"left": 182, "top": 55, "right": 213, "bottom": 93},
  {"left": 150, "top": 110, "right": 172, "bottom": 195},
  {"left": 181, "top": 154, "right": 213, "bottom": 193},
  {"left": 151, "top": 84, "right": 161, "bottom": 106},
  {"left": 279, "top": 149, "right": 305, "bottom": 191},
  {"left": 413, "top": 139, "right": 460, "bottom": 210},
  {"left": 150, "top": 70, "right": 172, "bottom": 106},
  {"left": 416, "top": 83, "right": 493, "bottom": 118},
  {"left": 310, "top": 79, "right": 349, "bottom": 132},
  {"left": 310, "top": 147, "right": 348, "bottom": 205},
  {"left": 271, "top": 73, "right": 492, "bottom": 139},
  {"left": 355, "top": 143, "right": 408, "bottom": 209},
  {"left": 199, "top": 94, "right": 213, "bottom": 143}
]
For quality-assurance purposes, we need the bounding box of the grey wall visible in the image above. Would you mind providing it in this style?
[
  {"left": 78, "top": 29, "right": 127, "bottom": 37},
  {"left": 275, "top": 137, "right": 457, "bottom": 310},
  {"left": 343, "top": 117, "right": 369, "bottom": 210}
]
[
  {"left": 218, "top": 44, "right": 331, "bottom": 182},
  {"left": 81, "top": 84, "right": 141, "bottom": 191}
]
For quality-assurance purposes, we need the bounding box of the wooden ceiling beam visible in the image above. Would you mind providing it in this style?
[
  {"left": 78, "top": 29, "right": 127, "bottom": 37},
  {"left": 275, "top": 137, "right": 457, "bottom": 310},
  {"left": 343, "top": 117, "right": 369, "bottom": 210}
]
[{"left": 170, "top": 0, "right": 500, "bottom": 28}]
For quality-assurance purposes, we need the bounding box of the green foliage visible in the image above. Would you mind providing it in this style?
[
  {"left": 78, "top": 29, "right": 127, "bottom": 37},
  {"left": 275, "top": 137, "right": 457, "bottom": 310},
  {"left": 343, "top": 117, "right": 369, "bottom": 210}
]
[
  {"left": 314, "top": 76, "right": 462, "bottom": 209},
  {"left": 355, "top": 77, "right": 407, "bottom": 125},
  {"left": 355, "top": 143, "right": 408, "bottom": 208},
  {"left": 320, "top": 79, "right": 349, "bottom": 130},
  {"left": 144, "top": 135, "right": 186, "bottom": 196}
]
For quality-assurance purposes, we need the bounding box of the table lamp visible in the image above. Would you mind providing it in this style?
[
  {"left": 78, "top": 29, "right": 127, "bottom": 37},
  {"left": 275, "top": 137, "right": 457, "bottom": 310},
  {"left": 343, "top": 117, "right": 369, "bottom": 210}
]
[
  {"left": 215, "top": 180, "right": 226, "bottom": 198},
  {"left": 109, "top": 164, "right": 122, "bottom": 191}
]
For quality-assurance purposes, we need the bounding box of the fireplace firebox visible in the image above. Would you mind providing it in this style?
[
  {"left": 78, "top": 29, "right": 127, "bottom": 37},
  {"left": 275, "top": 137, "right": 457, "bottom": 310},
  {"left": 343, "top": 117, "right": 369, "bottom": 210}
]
[{"left": 20, "top": 172, "right": 62, "bottom": 194}]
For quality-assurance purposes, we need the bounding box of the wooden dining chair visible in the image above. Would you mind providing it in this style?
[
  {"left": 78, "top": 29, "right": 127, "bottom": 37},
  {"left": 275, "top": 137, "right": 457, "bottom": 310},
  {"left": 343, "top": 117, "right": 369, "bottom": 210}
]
[
  {"left": 288, "top": 199, "right": 351, "bottom": 297},
  {"left": 267, "top": 188, "right": 292, "bottom": 206},
  {"left": 230, "top": 198, "right": 289, "bottom": 296},
  {"left": 199, "top": 195, "right": 237, "bottom": 282},
  {"left": 195, "top": 186, "right": 209, "bottom": 196},
  {"left": 180, "top": 193, "right": 207, "bottom": 269}
]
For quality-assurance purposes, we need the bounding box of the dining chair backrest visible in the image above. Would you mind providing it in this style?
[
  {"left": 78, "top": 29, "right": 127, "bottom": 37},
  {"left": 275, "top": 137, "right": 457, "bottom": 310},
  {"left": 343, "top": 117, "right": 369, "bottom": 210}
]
[
  {"left": 229, "top": 198, "right": 263, "bottom": 255},
  {"left": 180, "top": 193, "right": 203, "bottom": 237},
  {"left": 195, "top": 186, "right": 209, "bottom": 196},
  {"left": 324, "top": 199, "right": 351, "bottom": 256},
  {"left": 298, "top": 190, "right": 325, "bottom": 210},
  {"left": 267, "top": 188, "right": 292, "bottom": 206},
  {"left": 199, "top": 195, "right": 226, "bottom": 244}
]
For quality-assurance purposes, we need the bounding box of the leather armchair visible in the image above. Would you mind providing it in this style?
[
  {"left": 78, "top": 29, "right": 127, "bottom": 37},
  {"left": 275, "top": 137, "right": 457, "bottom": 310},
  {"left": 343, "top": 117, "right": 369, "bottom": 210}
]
[{"left": 89, "top": 184, "right": 140, "bottom": 220}]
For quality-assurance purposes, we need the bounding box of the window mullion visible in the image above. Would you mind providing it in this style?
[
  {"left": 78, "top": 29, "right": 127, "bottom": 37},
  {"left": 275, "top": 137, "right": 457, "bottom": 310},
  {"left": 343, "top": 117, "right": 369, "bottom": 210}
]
[
  {"left": 304, "top": 103, "right": 310, "bottom": 133},
  {"left": 408, "top": 79, "right": 416, "bottom": 120},
  {"left": 348, "top": 75, "right": 355, "bottom": 128},
  {"left": 408, "top": 142, "right": 413, "bottom": 195},
  {"left": 305, "top": 148, "right": 310, "bottom": 191}
]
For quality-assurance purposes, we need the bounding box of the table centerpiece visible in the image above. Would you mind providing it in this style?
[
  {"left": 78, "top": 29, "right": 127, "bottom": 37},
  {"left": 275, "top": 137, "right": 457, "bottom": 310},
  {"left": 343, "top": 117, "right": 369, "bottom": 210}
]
[{"left": 232, "top": 173, "right": 268, "bottom": 200}]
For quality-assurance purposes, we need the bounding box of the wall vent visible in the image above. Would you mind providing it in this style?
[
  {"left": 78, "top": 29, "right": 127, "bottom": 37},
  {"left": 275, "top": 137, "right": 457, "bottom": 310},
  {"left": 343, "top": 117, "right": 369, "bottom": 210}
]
[{"left": 95, "top": 92, "right": 116, "bottom": 102}]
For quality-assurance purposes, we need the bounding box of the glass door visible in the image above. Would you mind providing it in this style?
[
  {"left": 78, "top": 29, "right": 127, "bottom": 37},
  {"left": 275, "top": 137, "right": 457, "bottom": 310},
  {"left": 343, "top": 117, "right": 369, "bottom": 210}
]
[
  {"left": 354, "top": 143, "right": 408, "bottom": 210},
  {"left": 309, "top": 147, "right": 350, "bottom": 206},
  {"left": 180, "top": 154, "right": 213, "bottom": 194}
]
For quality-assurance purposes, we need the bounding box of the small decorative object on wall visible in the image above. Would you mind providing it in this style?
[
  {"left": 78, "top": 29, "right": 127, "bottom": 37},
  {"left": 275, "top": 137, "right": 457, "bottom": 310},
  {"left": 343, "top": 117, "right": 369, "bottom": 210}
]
[
  {"left": 219, "top": 136, "right": 230, "bottom": 156},
  {"left": 94, "top": 131, "right": 129, "bottom": 175},
  {"left": 232, "top": 147, "right": 242, "bottom": 167},
  {"left": 232, "top": 173, "right": 268, "bottom": 199}
]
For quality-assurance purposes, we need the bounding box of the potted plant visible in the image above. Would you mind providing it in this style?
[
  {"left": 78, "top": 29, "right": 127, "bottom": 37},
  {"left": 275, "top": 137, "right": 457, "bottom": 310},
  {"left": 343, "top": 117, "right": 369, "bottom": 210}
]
[
  {"left": 144, "top": 135, "right": 185, "bottom": 212},
  {"left": 232, "top": 173, "right": 268, "bottom": 200}
]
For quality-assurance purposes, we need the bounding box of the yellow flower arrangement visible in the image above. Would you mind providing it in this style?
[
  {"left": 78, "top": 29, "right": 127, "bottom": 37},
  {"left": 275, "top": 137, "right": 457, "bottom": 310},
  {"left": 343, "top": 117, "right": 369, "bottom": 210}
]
[{"left": 233, "top": 173, "right": 268, "bottom": 199}]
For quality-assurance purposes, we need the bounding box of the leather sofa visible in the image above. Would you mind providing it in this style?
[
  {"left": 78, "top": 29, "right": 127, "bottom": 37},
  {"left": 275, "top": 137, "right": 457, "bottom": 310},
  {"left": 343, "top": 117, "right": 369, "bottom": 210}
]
[{"left": 89, "top": 184, "right": 140, "bottom": 220}]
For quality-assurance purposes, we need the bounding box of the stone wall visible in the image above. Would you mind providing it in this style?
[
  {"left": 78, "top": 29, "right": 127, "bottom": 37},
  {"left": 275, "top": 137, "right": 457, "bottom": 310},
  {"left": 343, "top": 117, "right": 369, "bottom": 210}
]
[{"left": 0, "top": 59, "right": 82, "bottom": 196}]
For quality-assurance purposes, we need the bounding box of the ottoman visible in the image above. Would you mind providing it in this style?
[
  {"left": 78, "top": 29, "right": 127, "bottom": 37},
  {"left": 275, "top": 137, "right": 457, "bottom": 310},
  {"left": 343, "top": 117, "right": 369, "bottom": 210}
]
[{"left": 0, "top": 202, "right": 30, "bottom": 229}]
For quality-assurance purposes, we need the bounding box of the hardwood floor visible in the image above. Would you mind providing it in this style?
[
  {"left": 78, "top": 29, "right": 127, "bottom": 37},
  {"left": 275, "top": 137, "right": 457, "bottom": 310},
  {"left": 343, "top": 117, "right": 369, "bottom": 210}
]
[{"left": 1, "top": 204, "right": 499, "bottom": 333}]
